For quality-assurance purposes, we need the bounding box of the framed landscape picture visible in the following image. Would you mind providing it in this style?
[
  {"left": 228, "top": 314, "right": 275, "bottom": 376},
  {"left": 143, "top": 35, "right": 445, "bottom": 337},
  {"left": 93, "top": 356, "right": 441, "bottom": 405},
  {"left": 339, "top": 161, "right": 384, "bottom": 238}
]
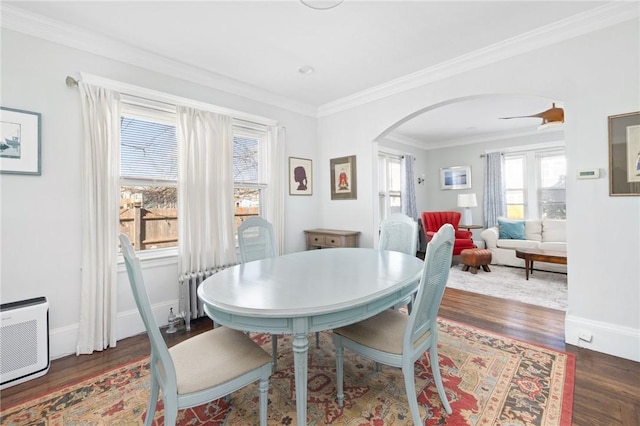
[
  {"left": 609, "top": 111, "right": 640, "bottom": 196},
  {"left": 0, "top": 107, "right": 41, "bottom": 175},
  {"left": 440, "top": 165, "right": 471, "bottom": 190},
  {"left": 330, "top": 155, "right": 357, "bottom": 200},
  {"left": 289, "top": 157, "right": 312, "bottom": 195}
]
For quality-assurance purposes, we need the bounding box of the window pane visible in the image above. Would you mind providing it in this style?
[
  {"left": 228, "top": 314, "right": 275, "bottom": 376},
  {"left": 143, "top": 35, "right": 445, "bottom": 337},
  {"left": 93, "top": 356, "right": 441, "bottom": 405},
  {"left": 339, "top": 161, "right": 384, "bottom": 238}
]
[
  {"left": 234, "top": 187, "right": 260, "bottom": 232},
  {"left": 539, "top": 154, "right": 566, "bottom": 219},
  {"left": 121, "top": 113, "right": 178, "bottom": 251},
  {"left": 234, "top": 135, "right": 259, "bottom": 183},
  {"left": 388, "top": 158, "right": 401, "bottom": 191},
  {"left": 507, "top": 205, "right": 525, "bottom": 219},
  {"left": 504, "top": 156, "right": 524, "bottom": 189},
  {"left": 121, "top": 116, "right": 177, "bottom": 180},
  {"left": 505, "top": 189, "right": 524, "bottom": 204},
  {"left": 506, "top": 189, "right": 524, "bottom": 219},
  {"left": 389, "top": 194, "right": 401, "bottom": 214},
  {"left": 378, "top": 153, "right": 402, "bottom": 221},
  {"left": 540, "top": 155, "right": 566, "bottom": 188},
  {"left": 119, "top": 186, "right": 178, "bottom": 250},
  {"left": 541, "top": 202, "right": 566, "bottom": 219}
]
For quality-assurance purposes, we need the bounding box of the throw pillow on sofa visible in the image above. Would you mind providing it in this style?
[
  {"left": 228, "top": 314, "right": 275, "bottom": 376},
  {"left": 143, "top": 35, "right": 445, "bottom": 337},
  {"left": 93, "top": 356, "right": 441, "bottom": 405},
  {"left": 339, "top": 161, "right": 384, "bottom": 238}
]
[{"left": 498, "top": 218, "right": 526, "bottom": 240}]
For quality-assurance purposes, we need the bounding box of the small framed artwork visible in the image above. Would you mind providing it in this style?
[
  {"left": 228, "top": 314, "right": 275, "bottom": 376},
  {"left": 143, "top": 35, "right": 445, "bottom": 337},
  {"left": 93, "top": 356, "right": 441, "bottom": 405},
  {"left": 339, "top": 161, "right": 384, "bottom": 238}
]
[
  {"left": 609, "top": 111, "right": 640, "bottom": 196},
  {"left": 440, "top": 165, "right": 471, "bottom": 190},
  {"left": 330, "top": 155, "right": 357, "bottom": 200},
  {"left": 289, "top": 157, "right": 312, "bottom": 195},
  {"left": 1, "top": 107, "right": 42, "bottom": 175}
]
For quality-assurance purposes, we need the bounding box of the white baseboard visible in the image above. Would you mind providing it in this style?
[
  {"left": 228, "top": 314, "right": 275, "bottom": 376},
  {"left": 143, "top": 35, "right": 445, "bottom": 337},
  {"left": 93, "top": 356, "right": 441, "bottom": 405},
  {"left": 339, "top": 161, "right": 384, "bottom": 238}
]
[
  {"left": 49, "top": 299, "right": 178, "bottom": 360},
  {"left": 565, "top": 314, "right": 640, "bottom": 362}
]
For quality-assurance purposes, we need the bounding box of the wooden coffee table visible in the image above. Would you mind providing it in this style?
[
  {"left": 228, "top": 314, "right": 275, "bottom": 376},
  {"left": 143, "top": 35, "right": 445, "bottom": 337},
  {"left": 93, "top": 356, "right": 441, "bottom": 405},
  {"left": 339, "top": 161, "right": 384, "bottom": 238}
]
[{"left": 515, "top": 248, "right": 567, "bottom": 280}]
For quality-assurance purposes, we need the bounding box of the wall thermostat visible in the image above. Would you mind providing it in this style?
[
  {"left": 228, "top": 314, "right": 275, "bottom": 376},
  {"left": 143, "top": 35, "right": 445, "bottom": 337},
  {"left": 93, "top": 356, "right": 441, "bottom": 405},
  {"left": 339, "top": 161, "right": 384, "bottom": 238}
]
[{"left": 576, "top": 169, "right": 600, "bottom": 179}]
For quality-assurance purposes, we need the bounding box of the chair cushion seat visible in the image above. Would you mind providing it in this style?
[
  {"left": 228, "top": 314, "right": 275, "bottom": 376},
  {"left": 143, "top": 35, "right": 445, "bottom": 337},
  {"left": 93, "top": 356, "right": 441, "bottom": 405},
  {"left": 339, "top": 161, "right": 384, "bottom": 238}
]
[
  {"left": 334, "top": 309, "right": 430, "bottom": 355},
  {"left": 169, "top": 327, "right": 272, "bottom": 395}
]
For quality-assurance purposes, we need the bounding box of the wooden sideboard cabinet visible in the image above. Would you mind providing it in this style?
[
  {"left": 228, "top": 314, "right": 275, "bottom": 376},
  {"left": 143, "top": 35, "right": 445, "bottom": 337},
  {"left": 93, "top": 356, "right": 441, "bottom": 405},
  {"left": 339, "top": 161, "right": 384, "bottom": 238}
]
[{"left": 304, "top": 229, "right": 360, "bottom": 250}]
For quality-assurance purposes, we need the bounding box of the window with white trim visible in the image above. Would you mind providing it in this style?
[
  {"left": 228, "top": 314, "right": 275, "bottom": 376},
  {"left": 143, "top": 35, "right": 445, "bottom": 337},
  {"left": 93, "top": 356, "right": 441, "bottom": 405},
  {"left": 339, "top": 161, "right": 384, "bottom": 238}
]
[
  {"left": 233, "top": 124, "right": 267, "bottom": 235},
  {"left": 119, "top": 103, "right": 268, "bottom": 251},
  {"left": 504, "top": 154, "right": 526, "bottom": 219},
  {"left": 119, "top": 103, "right": 178, "bottom": 251},
  {"left": 537, "top": 152, "right": 566, "bottom": 219},
  {"left": 378, "top": 152, "right": 402, "bottom": 220},
  {"left": 503, "top": 149, "right": 566, "bottom": 220}
]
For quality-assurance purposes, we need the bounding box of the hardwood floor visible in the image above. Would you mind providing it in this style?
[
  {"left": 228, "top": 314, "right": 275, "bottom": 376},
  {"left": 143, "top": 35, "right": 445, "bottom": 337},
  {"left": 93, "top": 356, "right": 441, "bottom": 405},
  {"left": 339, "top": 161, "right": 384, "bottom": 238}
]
[{"left": 2, "top": 288, "right": 638, "bottom": 425}]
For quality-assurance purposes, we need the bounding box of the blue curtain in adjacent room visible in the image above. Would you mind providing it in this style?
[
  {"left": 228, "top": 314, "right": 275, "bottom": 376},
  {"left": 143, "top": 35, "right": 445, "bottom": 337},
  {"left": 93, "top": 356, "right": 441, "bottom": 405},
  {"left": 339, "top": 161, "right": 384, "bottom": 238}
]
[{"left": 484, "top": 152, "right": 505, "bottom": 228}]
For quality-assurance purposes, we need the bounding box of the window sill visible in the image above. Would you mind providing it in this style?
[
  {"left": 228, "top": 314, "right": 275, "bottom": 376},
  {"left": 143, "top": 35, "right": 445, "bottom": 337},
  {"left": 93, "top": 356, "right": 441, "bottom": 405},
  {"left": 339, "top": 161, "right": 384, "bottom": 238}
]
[{"left": 117, "top": 246, "right": 178, "bottom": 270}]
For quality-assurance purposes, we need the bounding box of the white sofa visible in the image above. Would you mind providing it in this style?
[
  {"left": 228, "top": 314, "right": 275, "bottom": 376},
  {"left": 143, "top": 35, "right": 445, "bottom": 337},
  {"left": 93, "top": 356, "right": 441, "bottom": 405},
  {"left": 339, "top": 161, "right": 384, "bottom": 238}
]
[{"left": 480, "top": 219, "right": 567, "bottom": 273}]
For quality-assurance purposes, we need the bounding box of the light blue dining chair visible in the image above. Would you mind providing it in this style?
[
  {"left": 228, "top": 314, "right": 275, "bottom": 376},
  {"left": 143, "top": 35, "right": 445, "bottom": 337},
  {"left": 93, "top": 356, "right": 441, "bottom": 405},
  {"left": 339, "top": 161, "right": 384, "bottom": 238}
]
[
  {"left": 379, "top": 212, "right": 419, "bottom": 257},
  {"left": 333, "top": 224, "right": 455, "bottom": 425},
  {"left": 237, "top": 217, "right": 280, "bottom": 369},
  {"left": 237, "top": 217, "right": 320, "bottom": 370},
  {"left": 379, "top": 212, "right": 420, "bottom": 312},
  {"left": 120, "top": 234, "right": 272, "bottom": 426},
  {"left": 238, "top": 217, "right": 277, "bottom": 263}
]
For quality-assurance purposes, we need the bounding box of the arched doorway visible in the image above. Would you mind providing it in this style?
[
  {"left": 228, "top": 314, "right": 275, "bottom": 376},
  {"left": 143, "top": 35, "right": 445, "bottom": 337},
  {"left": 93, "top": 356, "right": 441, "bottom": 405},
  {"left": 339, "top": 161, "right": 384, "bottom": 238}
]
[{"left": 371, "top": 94, "right": 568, "bottom": 310}]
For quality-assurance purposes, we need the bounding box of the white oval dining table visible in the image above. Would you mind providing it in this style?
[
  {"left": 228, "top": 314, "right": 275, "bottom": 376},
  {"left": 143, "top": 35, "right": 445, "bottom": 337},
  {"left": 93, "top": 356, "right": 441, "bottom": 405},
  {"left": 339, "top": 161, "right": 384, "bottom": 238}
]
[{"left": 197, "top": 247, "right": 423, "bottom": 425}]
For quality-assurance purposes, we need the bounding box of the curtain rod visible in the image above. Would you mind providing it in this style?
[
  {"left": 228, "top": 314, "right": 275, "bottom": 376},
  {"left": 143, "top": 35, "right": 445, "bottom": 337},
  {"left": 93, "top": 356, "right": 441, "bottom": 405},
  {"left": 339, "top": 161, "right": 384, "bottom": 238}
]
[
  {"left": 64, "top": 73, "right": 277, "bottom": 126},
  {"left": 66, "top": 76, "right": 266, "bottom": 126}
]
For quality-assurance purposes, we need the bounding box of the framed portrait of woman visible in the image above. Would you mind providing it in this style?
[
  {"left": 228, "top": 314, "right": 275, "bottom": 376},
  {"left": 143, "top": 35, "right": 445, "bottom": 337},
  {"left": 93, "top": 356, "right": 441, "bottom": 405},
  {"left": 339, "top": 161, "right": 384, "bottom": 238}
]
[{"left": 289, "top": 157, "right": 312, "bottom": 195}]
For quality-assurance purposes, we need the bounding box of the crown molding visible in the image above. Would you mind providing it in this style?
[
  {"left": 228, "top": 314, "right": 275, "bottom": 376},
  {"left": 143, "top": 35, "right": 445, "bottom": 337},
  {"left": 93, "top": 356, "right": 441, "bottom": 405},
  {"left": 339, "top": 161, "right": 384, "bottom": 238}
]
[
  {"left": 318, "top": 2, "right": 639, "bottom": 117},
  {"left": 0, "top": 4, "right": 318, "bottom": 118},
  {"left": 2, "top": 3, "right": 636, "bottom": 120}
]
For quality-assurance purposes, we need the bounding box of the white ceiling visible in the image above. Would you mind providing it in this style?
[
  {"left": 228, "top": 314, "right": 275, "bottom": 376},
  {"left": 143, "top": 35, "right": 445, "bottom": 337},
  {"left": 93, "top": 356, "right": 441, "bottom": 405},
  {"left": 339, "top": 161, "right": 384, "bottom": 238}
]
[{"left": 5, "top": 1, "right": 620, "bottom": 148}]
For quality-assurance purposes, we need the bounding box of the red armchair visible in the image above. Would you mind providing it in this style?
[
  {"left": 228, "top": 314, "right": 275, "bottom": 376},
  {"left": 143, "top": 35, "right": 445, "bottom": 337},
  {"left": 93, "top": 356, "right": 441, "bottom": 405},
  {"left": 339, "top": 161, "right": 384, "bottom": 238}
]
[{"left": 421, "top": 211, "right": 476, "bottom": 255}]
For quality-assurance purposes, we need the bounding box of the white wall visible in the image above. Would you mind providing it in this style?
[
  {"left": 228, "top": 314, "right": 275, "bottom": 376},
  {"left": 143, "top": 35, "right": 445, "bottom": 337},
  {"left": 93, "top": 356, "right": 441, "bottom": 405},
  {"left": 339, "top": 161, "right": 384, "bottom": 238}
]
[
  {"left": 0, "top": 29, "right": 318, "bottom": 358},
  {"left": 317, "top": 20, "right": 640, "bottom": 361},
  {"left": 2, "top": 18, "right": 638, "bottom": 363}
]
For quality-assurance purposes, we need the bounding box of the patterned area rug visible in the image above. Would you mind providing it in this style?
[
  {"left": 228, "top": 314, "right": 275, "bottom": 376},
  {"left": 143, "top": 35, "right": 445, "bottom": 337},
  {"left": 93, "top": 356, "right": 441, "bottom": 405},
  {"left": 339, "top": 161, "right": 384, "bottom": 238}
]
[
  {"left": 1, "top": 318, "right": 574, "bottom": 425},
  {"left": 447, "top": 264, "right": 568, "bottom": 310}
]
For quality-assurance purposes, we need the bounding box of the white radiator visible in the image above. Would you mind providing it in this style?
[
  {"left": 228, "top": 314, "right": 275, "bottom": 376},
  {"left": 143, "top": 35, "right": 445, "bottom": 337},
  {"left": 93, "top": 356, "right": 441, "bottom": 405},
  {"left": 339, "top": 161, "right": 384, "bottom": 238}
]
[
  {"left": 178, "top": 270, "right": 217, "bottom": 331},
  {"left": 0, "top": 297, "right": 50, "bottom": 390}
]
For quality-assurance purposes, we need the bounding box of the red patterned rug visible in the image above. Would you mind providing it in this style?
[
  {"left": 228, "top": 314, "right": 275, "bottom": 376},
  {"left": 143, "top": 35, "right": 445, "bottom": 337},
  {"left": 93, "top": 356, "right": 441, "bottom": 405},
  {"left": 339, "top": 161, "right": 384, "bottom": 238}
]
[{"left": 0, "top": 318, "right": 574, "bottom": 425}]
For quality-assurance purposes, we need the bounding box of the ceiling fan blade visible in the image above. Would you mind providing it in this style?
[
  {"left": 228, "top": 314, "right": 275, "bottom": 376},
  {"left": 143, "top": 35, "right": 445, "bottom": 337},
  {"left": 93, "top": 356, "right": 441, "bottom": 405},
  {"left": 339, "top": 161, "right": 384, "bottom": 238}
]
[
  {"left": 499, "top": 114, "right": 539, "bottom": 120},
  {"left": 499, "top": 103, "right": 564, "bottom": 124}
]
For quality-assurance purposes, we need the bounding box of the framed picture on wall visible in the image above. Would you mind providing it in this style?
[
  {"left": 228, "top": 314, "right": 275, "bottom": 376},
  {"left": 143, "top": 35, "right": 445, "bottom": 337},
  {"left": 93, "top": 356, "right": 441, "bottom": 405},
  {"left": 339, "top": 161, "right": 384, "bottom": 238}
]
[
  {"left": 330, "top": 155, "right": 357, "bottom": 200},
  {"left": 440, "top": 165, "right": 471, "bottom": 190},
  {"left": 0, "top": 107, "right": 42, "bottom": 175},
  {"left": 609, "top": 111, "right": 640, "bottom": 196},
  {"left": 289, "top": 157, "right": 312, "bottom": 195}
]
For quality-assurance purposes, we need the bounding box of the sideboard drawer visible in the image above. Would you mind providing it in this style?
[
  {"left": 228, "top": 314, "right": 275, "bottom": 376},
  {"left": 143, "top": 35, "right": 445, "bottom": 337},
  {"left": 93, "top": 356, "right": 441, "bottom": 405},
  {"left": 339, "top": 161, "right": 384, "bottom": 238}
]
[
  {"left": 307, "top": 234, "right": 326, "bottom": 246},
  {"left": 324, "top": 236, "right": 343, "bottom": 247},
  {"left": 304, "top": 229, "right": 360, "bottom": 250}
]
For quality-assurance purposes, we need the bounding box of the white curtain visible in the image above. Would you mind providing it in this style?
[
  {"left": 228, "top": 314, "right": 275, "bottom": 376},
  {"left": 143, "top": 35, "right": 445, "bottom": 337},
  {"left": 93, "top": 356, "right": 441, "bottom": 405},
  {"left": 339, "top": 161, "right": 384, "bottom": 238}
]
[
  {"left": 263, "top": 125, "right": 285, "bottom": 254},
  {"left": 484, "top": 152, "right": 506, "bottom": 228},
  {"left": 401, "top": 154, "right": 418, "bottom": 220},
  {"left": 77, "top": 82, "right": 121, "bottom": 355},
  {"left": 177, "top": 107, "right": 237, "bottom": 276}
]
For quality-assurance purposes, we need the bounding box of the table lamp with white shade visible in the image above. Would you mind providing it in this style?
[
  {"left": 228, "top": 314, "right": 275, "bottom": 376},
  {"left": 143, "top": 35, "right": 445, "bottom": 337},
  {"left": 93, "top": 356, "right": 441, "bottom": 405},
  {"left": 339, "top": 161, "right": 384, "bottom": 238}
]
[{"left": 457, "top": 193, "right": 477, "bottom": 226}]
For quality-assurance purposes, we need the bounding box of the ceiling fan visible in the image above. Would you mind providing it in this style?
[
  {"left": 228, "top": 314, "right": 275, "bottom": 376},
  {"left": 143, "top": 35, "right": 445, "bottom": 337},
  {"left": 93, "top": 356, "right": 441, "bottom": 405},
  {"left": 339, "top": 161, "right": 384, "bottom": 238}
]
[{"left": 499, "top": 103, "right": 564, "bottom": 126}]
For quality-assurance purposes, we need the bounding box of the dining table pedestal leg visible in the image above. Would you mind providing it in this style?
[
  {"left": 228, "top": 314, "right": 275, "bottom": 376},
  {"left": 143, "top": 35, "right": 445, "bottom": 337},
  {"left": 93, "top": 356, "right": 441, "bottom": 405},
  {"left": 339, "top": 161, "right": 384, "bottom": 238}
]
[{"left": 293, "top": 329, "right": 309, "bottom": 425}]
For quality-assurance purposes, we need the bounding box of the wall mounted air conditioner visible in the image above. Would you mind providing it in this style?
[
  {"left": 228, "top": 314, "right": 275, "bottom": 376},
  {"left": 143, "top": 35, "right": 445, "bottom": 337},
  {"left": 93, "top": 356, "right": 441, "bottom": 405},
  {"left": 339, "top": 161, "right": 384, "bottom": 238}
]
[{"left": 0, "top": 297, "right": 50, "bottom": 389}]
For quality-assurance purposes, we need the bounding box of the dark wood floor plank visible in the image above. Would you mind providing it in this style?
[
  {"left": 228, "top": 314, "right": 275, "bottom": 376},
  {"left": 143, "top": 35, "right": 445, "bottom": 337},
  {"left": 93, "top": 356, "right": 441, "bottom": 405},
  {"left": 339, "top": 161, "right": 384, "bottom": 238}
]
[{"left": 1, "top": 288, "right": 638, "bottom": 426}]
